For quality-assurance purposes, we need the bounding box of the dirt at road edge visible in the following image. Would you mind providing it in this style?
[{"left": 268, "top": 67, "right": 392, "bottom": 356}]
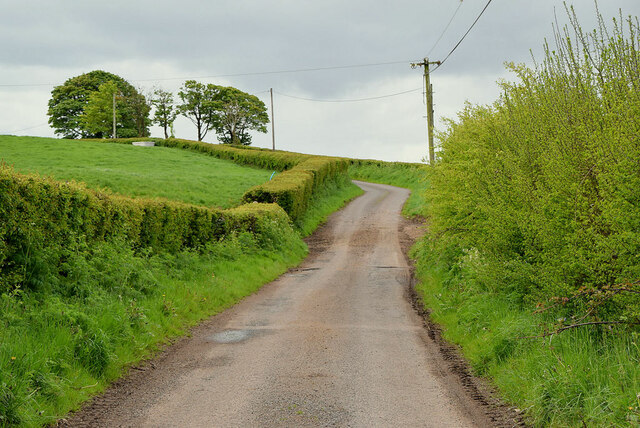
[{"left": 399, "top": 216, "right": 527, "bottom": 428}]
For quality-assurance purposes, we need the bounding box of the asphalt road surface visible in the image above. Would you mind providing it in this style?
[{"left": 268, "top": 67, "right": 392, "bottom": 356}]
[{"left": 63, "top": 181, "right": 498, "bottom": 427}]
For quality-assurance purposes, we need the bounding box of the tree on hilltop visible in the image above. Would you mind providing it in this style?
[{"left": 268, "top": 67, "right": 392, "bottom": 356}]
[
  {"left": 150, "top": 88, "right": 177, "bottom": 139},
  {"left": 177, "top": 80, "right": 268, "bottom": 144},
  {"left": 211, "top": 86, "right": 268, "bottom": 145},
  {"left": 177, "top": 80, "right": 219, "bottom": 141},
  {"left": 48, "top": 70, "right": 149, "bottom": 138}
]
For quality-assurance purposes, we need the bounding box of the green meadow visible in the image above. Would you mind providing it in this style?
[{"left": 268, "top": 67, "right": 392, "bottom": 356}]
[{"left": 0, "top": 135, "right": 272, "bottom": 208}]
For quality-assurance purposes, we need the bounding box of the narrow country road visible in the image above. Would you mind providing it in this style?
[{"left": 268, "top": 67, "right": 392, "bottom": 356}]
[{"left": 63, "top": 181, "right": 496, "bottom": 427}]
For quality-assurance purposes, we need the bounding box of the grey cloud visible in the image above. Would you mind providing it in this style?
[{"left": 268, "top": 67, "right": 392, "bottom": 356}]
[{"left": 2, "top": 0, "right": 640, "bottom": 161}]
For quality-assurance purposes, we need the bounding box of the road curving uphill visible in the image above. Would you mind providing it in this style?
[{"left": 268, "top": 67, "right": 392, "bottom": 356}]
[{"left": 62, "top": 181, "right": 502, "bottom": 427}]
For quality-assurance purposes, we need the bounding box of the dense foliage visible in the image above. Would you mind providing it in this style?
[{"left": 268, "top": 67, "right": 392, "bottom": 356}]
[
  {"left": 411, "top": 7, "right": 640, "bottom": 426},
  {"left": 427, "top": 7, "right": 640, "bottom": 328},
  {"left": 47, "top": 71, "right": 149, "bottom": 139}
]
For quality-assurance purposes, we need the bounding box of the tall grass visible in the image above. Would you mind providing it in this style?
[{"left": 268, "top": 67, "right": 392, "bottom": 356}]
[
  {"left": 0, "top": 223, "right": 306, "bottom": 427},
  {"left": 413, "top": 5, "right": 640, "bottom": 426}
]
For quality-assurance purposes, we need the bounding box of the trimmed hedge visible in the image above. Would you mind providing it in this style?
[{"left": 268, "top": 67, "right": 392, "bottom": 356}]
[
  {"left": 81, "top": 137, "right": 351, "bottom": 222},
  {"left": 83, "top": 137, "right": 310, "bottom": 171},
  {"left": 0, "top": 166, "right": 289, "bottom": 293},
  {"left": 242, "top": 157, "right": 349, "bottom": 221}
]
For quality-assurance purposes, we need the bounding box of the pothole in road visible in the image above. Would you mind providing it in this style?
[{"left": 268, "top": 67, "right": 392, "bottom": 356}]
[{"left": 209, "top": 329, "right": 254, "bottom": 344}]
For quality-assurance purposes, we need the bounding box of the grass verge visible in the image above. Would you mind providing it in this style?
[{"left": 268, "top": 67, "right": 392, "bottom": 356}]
[
  {"left": 0, "top": 226, "right": 306, "bottom": 427},
  {"left": 348, "top": 161, "right": 427, "bottom": 217},
  {"left": 412, "top": 240, "right": 640, "bottom": 426}
]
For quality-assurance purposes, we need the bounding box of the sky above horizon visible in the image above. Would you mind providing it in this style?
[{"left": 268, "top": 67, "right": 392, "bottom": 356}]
[{"left": 2, "top": 0, "right": 639, "bottom": 162}]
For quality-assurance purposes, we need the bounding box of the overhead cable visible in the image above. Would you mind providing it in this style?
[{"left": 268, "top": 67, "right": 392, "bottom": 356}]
[
  {"left": 433, "top": 0, "right": 493, "bottom": 72},
  {"left": 0, "top": 60, "right": 418, "bottom": 88},
  {"left": 426, "top": 0, "right": 464, "bottom": 57},
  {"left": 274, "top": 87, "right": 422, "bottom": 103}
]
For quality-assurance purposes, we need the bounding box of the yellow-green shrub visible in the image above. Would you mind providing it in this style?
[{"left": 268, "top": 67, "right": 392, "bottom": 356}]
[
  {"left": 82, "top": 137, "right": 351, "bottom": 222},
  {"left": 0, "top": 166, "right": 291, "bottom": 293},
  {"left": 242, "top": 157, "right": 349, "bottom": 221}
]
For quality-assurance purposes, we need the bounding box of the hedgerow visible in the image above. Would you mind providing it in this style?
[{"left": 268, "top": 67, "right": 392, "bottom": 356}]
[
  {"left": 83, "top": 137, "right": 351, "bottom": 223},
  {"left": 0, "top": 166, "right": 288, "bottom": 294},
  {"left": 243, "top": 157, "right": 349, "bottom": 222}
]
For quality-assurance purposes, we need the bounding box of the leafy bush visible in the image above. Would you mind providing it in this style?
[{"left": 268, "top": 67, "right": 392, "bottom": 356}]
[
  {"left": 426, "top": 7, "right": 640, "bottom": 323},
  {"left": 414, "top": 6, "right": 640, "bottom": 426}
]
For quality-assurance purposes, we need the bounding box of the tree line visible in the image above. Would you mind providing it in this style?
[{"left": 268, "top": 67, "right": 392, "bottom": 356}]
[{"left": 47, "top": 70, "right": 269, "bottom": 145}]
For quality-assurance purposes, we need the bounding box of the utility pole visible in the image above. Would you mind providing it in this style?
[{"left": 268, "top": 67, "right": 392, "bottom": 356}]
[
  {"left": 112, "top": 92, "right": 117, "bottom": 139},
  {"left": 411, "top": 58, "right": 441, "bottom": 164},
  {"left": 270, "top": 88, "right": 275, "bottom": 151}
]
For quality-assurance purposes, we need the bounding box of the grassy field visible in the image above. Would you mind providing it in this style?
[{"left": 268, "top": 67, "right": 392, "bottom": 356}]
[{"left": 0, "top": 135, "right": 272, "bottom": 208}]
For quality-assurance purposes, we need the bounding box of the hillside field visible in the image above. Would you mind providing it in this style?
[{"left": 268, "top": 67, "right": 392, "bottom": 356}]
[{"left": 0, "top": 135, "right": 272, "bottom": 208}]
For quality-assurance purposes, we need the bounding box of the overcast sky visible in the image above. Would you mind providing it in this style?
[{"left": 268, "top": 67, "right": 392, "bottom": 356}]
[{"left": 2, "top": 0, "right": 639, "bottom": 162}]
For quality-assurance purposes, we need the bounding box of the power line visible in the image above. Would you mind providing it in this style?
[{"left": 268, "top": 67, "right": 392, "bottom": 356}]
[
  {"left": 426, "top": 0, "right": 464, "bottom": 57},
  {"left": 433, "top": 0, "right": 493, "bottom": 72},
  {"left": 0, "top": 60, "right": 418, "bottom": 88},
  {"left": 0, "top": 82, "right": 56, "bottom": 88},
  {"left": 10, "top": 122, "right": 50, "bottom": 133},
  {"left": 132, "top": 60, "right": 416, "bottom": 83},
  {"left": 274, "top": 87, "right": 422, "bottom": 103}
]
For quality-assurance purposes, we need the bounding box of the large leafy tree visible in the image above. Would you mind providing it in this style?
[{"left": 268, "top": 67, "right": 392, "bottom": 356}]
[
  {"left": 47, "top": 70, "right": 148, "bottom": 138},
  {"left": 150, "top": 88, "right": 177, "bottom": 139},
  {"left": 177, "top": 80, "right": 219, "bottom": 141},
  {"left": 211, "top": 86, "right": 269, "bottom": 145},
  {"left": 124, "top": 88, "right": 152, "bottom": 138},
  {"left": 80, "top": 82, "right": 122, "bottom": 138},
  {"left": 79, "top": 82, "right": 150, "bottom": 138},
  {"left": 177, "top": 80, "right": 268, "bottom": 144}
]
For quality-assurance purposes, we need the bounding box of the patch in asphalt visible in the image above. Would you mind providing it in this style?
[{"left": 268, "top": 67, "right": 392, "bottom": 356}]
[{"left": 208, "top": 329, "right": 256, "bottom": 344}]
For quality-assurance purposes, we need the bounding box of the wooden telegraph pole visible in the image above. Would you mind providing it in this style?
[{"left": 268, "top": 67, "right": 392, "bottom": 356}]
[
  {"left": 411, "top": 58, "right": 441, "bottom": 164},
  {"left": 270, "top": 88, "right": 275, "bottom": 151},
  {"left": 112, "top": 92, "right": 117, "bottom": 139}
]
